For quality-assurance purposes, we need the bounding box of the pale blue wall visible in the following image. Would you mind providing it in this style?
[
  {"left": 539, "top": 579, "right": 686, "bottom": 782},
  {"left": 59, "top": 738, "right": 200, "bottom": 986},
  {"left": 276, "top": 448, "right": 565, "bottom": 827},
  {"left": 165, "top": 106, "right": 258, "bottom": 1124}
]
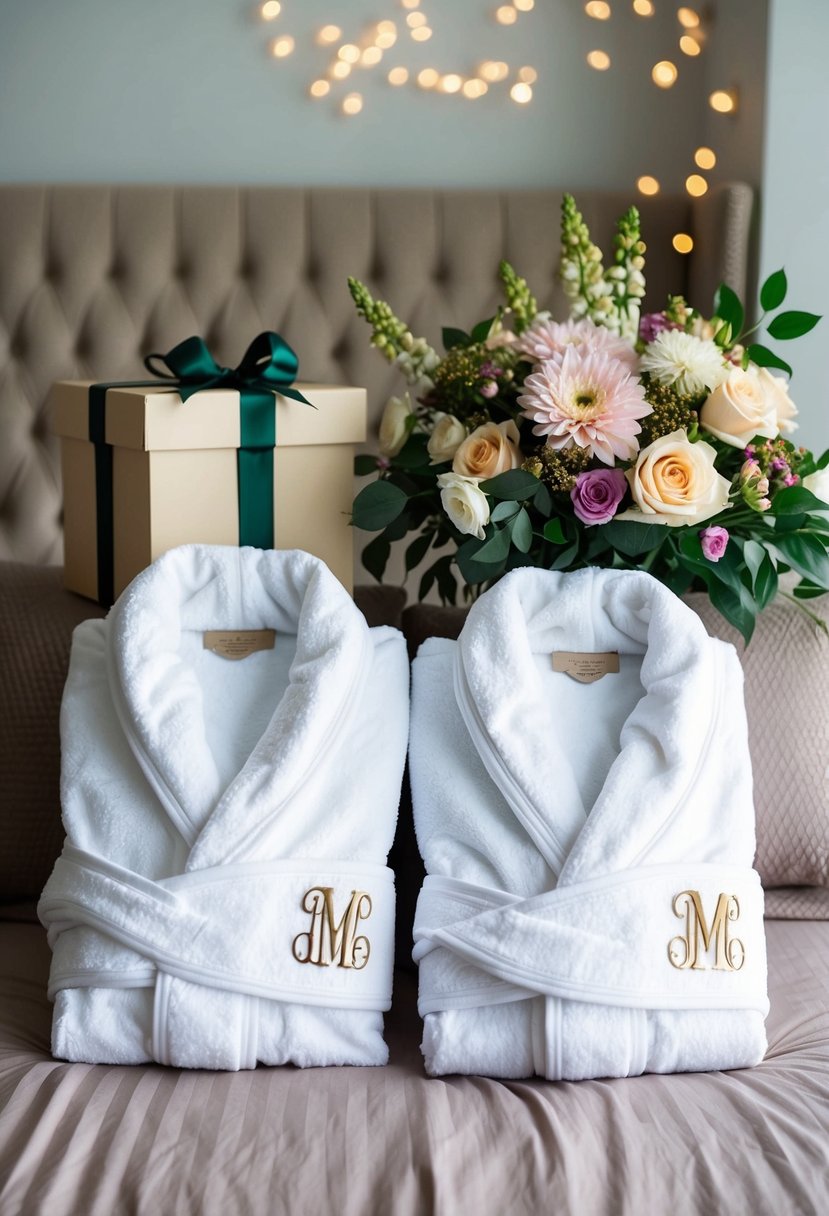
[{"left": 0, "top": 0, "right": 711, "bottom": 189}]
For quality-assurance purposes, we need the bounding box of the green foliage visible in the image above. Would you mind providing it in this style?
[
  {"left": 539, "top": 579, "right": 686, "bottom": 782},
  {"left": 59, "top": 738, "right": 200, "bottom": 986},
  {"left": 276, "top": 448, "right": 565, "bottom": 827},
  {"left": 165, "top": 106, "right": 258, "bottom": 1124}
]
[{"left": 351, "top": 480, "right": 407, "bottom": 531}]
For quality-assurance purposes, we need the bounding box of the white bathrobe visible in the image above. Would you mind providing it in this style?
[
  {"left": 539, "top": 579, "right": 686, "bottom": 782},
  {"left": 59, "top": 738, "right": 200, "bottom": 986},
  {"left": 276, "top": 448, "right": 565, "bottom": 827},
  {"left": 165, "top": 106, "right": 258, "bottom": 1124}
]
[
  {"left": 39, "top": 545, "right": 409, "bottom": 1070},
  {"left": 410, "top": 567, "right": 768, "bottom": 1080}
]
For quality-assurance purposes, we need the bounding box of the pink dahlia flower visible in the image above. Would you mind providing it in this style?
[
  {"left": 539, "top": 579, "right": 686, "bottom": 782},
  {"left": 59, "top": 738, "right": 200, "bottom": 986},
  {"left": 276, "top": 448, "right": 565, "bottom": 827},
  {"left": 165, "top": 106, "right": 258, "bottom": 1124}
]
[
  {"left": 518, "top": 346, "right": 652, "bottom": 466},
  {"left": 517, "top": 317, "right": 639, "bottom": 374}
]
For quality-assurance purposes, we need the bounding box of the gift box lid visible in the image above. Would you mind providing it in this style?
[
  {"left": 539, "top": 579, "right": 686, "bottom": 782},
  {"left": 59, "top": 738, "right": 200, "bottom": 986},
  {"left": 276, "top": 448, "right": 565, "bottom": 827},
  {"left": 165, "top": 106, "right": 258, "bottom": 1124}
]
[{"left": 51, "top": 381, "right": 367, "bottom": 451}]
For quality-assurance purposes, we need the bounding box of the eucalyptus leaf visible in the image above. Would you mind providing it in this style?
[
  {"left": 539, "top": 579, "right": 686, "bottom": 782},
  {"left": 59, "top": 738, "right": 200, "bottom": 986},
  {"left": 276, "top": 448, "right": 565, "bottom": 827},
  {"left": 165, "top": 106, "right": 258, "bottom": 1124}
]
[
  {"left": 754, "top": 555, "right": 778, "bottom": 610},
  {"left": 601, "top": 519, "right": 667, "bottom": 557},
  {"left": 550, "top": 541, "right": 579, "bottom": 570},
  {"left": 434, "top": 555, "right": 459, "bottom": 605},
  {"left": 510, "top": 508, "right": 533, "bottom": 553},
  {"left": 480, "top": 469, "right": 541, "bottom": 500},
  {"left": 767, "top": 310, "right": 821, "bottom": 341},
  {"left": 393, "top": 436, "right": 431, "bottom": 469},
  {"left": 352, "top": 479, "right": 408, "bottom": 531},
  {"left": 533, "top": 482, "right": 553, "bottom": 516},
  {"left": 760, "top": 268, "right": 787, "bottom": 312},
  {"left": 456, "top": 538, "right": 506, "bottom": 586},
  {"left": 474, "top": 525, "right": 512, "bottom": 563},
  {"left": 490, "top": 500, "right": 521, "bottom": 523}
]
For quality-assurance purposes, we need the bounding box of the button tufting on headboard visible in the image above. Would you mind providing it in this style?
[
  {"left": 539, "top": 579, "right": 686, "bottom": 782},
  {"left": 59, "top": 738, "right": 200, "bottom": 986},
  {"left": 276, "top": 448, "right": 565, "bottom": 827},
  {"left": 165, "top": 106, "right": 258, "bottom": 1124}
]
[{"left": 0, "top": 182, "right": 753, "bottom": 565}]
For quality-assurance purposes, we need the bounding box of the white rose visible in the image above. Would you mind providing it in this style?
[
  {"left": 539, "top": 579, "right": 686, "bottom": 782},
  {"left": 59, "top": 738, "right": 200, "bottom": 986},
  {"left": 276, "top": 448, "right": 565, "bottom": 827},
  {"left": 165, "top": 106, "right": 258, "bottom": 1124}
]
[
  {"left": 700, "top": 367, "right": 778, "bottom": 447},
  {"left": 757, "top": 367, "right": 798, "bottom": 436},
  {"left": 428, "top": 413, "right": 467, "bottom": 464},
  {"left": 437, "top": 472, "right": 491, "bottom": 540},
  {"left": 803, "top": 468, "right": 829, "bottom": 506},
  {"left": 618, "top": 429, "right": 732, "bottom": 527},
  {"left": 378, "top": 393, "right": 414, "bottom": 457}
]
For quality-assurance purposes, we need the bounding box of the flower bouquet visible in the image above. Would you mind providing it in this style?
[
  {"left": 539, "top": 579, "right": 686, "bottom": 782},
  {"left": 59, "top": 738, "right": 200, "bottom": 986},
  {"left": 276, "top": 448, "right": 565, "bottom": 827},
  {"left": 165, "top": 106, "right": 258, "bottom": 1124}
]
[{"left": 349, "top": 195, "right": 825, "bottom": 641}]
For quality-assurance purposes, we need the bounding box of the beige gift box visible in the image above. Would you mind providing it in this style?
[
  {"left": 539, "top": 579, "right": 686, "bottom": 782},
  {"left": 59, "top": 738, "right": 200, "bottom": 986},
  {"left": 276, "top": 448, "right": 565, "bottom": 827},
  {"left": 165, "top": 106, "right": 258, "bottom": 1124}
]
[{"left": 52, "top": 381, "right": 367, "bottom": 602}]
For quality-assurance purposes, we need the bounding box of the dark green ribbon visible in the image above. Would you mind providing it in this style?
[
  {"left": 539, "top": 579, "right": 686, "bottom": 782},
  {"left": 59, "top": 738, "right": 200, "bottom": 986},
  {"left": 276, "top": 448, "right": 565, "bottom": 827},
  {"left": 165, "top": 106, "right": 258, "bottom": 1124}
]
[{"left": 88, "top": 332, "right": 309, "bottom": 607}]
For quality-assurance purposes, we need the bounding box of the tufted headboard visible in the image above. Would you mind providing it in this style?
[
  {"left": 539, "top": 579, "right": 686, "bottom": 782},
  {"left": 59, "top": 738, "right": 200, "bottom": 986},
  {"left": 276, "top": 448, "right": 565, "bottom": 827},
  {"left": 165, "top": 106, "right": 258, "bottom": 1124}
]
[{"left": 0, "top": 182, "right": 752, "bottom": 566}]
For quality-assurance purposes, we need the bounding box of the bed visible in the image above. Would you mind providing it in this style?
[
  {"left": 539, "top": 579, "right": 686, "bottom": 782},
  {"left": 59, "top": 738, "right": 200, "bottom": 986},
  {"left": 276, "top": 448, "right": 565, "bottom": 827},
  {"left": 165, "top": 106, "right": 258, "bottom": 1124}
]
[{"left": 1, "top": 184, "right": 827, "bottom": 1216}]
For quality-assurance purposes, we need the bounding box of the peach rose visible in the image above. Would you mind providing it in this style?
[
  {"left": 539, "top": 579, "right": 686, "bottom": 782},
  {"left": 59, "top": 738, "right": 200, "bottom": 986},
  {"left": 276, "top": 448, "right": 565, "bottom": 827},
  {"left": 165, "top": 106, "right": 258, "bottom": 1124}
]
[
  {"left": 757, "top": 367, "right": 798, "bottom": 436},
  {"left": 452, "top": 420, "right": 521, "bottom": 479},
  {"left": 700, "top": 367, "right": 778, "bottom": 448},
  {"left": 620, "top": 429, "right": 731, "bottom": 526}
]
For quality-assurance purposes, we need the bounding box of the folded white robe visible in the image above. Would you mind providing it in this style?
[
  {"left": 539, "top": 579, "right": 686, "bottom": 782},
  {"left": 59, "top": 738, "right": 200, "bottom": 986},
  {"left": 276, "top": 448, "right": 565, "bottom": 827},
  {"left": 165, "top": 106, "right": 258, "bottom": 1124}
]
[
  {"left": 411, "top": 567, "right": 768, "bottom": 1079},
  {"left": 39, "top": 545, "right": 409, "bottom": 1070}
]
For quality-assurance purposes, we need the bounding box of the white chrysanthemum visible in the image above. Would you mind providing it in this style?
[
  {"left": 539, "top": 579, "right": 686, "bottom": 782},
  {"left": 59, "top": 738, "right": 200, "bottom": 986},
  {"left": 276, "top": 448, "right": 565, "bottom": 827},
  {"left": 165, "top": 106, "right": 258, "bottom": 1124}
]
[{"left": 640, "top": 330, "right": 728, "bottom": 397}]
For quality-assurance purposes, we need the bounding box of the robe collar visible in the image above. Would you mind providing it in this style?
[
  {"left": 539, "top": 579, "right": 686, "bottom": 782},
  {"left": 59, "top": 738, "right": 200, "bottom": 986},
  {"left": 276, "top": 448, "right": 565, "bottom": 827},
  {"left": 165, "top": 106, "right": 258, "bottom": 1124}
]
[
  {"left": 106, "top": 545, "right": 371, "bottom": 868},
  {"left": 453, "top": 567, "right": 719, "bottom": 883}
]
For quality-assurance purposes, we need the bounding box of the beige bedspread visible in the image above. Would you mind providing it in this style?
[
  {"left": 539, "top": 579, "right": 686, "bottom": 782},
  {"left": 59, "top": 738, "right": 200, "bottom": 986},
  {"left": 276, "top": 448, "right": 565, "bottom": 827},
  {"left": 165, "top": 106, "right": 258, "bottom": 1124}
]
[{"left": 1, "top": 920, "right": 827, "bottom": 1216}]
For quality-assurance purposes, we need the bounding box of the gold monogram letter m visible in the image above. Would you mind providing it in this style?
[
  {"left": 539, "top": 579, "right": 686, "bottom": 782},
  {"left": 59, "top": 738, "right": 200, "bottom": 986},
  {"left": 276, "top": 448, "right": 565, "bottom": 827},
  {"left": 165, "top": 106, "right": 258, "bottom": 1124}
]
[
  {"left": 668, "top": 890, "right": 745, "bottom": 972},
  {"left": 292, "top": 887, "right": 372, "bottom": 970}
]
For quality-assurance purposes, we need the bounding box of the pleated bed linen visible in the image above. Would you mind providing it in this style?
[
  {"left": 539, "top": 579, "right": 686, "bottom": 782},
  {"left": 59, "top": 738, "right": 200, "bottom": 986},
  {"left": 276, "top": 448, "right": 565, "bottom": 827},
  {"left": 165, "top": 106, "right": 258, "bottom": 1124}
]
[
  {"left": 410, "top": 567, "right": 769, "bottom": 1080},
  {"left": 38, "top": 545, "right": 409, "bottom": 1070}
]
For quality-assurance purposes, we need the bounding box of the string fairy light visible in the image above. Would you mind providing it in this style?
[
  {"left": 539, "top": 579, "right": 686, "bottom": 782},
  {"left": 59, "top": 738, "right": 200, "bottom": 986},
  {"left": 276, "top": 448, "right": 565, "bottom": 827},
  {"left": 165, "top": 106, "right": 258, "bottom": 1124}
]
[{"left": 263, "top": 0, "right": 540, "bottom": 117}]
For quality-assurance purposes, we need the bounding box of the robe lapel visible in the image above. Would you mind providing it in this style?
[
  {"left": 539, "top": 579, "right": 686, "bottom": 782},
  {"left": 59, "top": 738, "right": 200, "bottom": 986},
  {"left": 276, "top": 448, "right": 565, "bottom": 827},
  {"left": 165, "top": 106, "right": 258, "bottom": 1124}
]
[
  {"left": 454, "top": 568, "right": 717, "bottom": 884},
  {"left": 106, "top": 546, "right": 371, "bottom": 868}
]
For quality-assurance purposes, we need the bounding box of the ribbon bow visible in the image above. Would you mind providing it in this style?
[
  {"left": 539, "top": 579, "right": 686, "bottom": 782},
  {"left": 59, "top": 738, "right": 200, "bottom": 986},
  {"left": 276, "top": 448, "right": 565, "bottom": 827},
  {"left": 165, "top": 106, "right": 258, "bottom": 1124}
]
[{"left": 143, "top": 331, "right": 312, "bottom": 555}]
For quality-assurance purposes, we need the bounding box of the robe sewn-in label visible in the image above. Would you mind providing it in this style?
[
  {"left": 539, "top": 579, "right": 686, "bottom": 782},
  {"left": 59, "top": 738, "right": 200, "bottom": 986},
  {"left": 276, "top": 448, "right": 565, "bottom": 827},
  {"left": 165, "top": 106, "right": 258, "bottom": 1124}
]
[
  {"left": 552, "top": 650, "right": 620, "bottom": 683},
  {"left": 203, "top": 629, "right": 276, "bottom": 660}
]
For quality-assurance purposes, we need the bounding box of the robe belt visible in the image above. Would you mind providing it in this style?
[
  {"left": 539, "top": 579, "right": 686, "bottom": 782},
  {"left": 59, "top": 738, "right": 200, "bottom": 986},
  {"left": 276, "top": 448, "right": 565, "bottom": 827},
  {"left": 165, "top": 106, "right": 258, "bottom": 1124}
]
[
  {"left": 413, "top": 865, "right": 769, "bottom": 1017},
  {"left": 39, "top": 845, "right": 396, "bottom": 1012}
]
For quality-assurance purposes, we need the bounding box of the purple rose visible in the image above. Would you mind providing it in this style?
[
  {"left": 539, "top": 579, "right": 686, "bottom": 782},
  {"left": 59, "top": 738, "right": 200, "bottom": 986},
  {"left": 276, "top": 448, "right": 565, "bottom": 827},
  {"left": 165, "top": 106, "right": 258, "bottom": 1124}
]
[
  {"left": 570, "top": 468, "right": 628, "bottom": 526},
  {"left": 699, "top": 525, "right": 729, "bottom": 562}
]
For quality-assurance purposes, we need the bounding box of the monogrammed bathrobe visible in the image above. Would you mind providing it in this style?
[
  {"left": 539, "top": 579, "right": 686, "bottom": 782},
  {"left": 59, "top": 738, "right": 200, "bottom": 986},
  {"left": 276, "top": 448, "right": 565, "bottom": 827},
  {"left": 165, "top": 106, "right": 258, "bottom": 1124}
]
[
  {"left": 39, "top": 546, "right": 409, "bottom": 1070},
  {"left": 410, "top": 567, "right": 768, "bottom": 1079}
]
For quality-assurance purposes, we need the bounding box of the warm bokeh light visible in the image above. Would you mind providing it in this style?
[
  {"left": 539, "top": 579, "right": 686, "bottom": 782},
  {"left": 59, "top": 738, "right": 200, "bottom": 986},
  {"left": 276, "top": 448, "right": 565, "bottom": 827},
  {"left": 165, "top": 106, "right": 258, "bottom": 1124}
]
[
  {"left": 479, "top": 60, "right": 509, "bottom": 81},
  {"left": 632, "top": 0, "right": 655, "bottom": 14},
  {"left": 342, "top": 93, "right": 364, "bottom": 116},
  {"left": 685, "top": 174, "right": 708, "bottom": 197},
  {"left": 401, "top": 0, "right": 421, "bottom": 7},
  {"left": 510, "top": 82, "right": 533, "bottom": 103},
  {"left": 496, "top": 5, "right": 519, "bottom": 23},
  {"left": 652, "top": 60, "right": 678, "bottom": 87},
  {"left": 680, "top": 35, "right": 702, "bottom": 56},
  {"left": 695, "top": 146, "right": 717, "bottom": 170},
  {"left": 338, "top": 44, "right": 361, "bottom": 63},
  {"left": 377, "top": 20, "right": 397, "bottom": 35},
  {"left": 518, "top": 66, "right": 538, "bottom": 83},
  {"left": 677, "top": 7, "right": 701, "bottom": 27},
  {"left": 271, "top": 35, "right": 294, "bottom": 57},
  {"left": 585, "top": 1, "right": 611, "bottom": 17},
  {"left": 709, "top": 88, "right": 737, "bottom": 113},
  {"left": 388, "top": 66, "right": 409, "bottom": 85},
  {"left": 440, "top": 74, "right": 464, "bottom": 93},
  {"left": 376, "top": 29, "right": 398, "bottom": 49},
  {"left": 514, "top": 0, "right": 535, "bottom": 9},
  {"left": 361, "top": 46, "right": 383, "bottom": 66},
  {"left": 463, "top": 79, "right": 488, "bottom": 97},
  {"left": 261, "top": 1, "right": 281, "bottom": 19},
  {"left": 673, "top": 233, "right": 695, "bottom": 254},
  {"left": 331, "top": 61, "right": 352, "bottom": 79},
  {"left": 406, "top": 11, "right": 427, "bottom": 26},
  {"left": 637, "top": 175, "right": 660, "bottom": 195},
  {"left": 309, "top": 79, "right": 331, "bottom": 99},
  {"left": 587, "top": 50, "right": 612, "bottom": 70},
  {"left": 410, "top": 25, "right": 433, "bottom": 40},
  {"left": 417, "top": 67, "right": 439, "bottom": 88},
  {"left": 316, "top": 25, "right": 341, "bottom": 45}
]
